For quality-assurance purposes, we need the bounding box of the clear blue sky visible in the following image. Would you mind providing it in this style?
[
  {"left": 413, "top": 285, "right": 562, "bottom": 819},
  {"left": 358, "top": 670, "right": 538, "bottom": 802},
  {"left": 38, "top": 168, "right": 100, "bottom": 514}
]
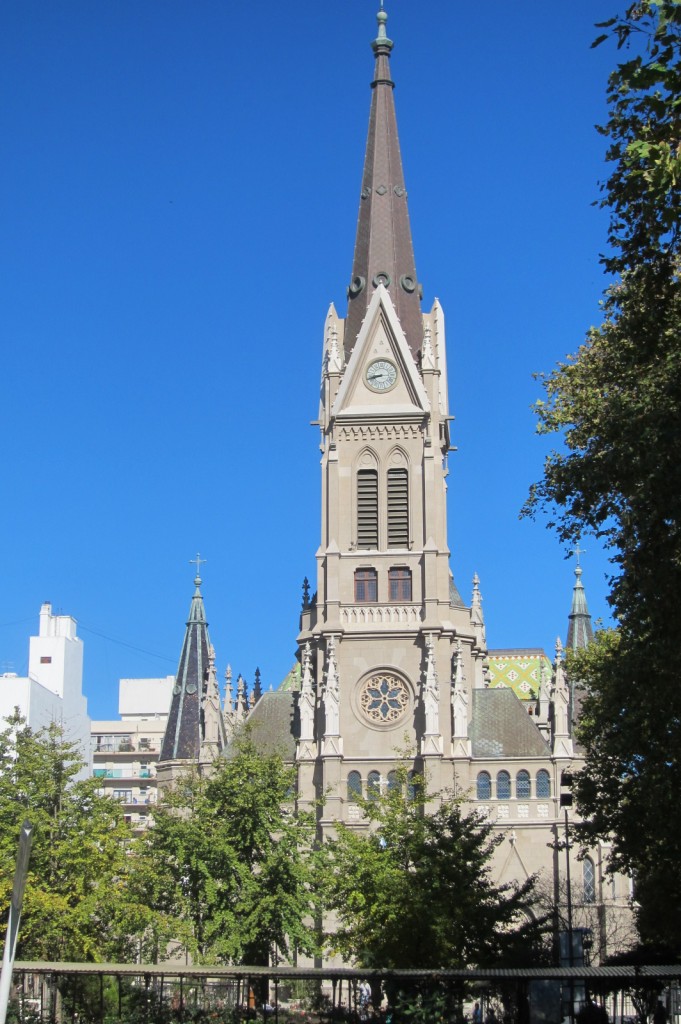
[{"left": 1, "top": 1, "right": 623, "bottom": 720}]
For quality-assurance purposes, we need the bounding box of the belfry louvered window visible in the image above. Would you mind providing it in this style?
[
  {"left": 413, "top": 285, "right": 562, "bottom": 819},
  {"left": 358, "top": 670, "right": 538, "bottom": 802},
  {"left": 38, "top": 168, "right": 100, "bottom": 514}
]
[
  {"left": 357, "top": 469, "right": 378, "bottom": 549},
  {"left": 387, "top": 468, "right": 409, "bottom": 547}
]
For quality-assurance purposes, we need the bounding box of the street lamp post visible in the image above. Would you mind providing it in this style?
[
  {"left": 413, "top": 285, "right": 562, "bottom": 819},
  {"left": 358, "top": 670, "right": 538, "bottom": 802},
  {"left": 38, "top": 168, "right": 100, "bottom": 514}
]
[{"left": 561, "top": 773, "right": 575, "bottom": 1024}]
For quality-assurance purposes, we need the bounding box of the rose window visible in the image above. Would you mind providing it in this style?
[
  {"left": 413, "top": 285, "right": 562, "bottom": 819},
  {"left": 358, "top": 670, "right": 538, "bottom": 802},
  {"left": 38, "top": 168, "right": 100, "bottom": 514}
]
[{"left": 359, "top": 673, "right": 409, "bottom": 723}]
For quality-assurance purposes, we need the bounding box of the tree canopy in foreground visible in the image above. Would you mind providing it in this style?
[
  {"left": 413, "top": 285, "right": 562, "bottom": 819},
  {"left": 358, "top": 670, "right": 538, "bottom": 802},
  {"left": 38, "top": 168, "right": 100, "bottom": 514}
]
[
  {"left": 322, "top": 768, "right": 546, "bottom": 969},
  {"left": 133, "top": 732, "right": 320, "bottom": 965},
  {"left": 0, "top": 713, "right": 134, "bottom": 962},
  {"left": 525, "top": 1, "right": 681, "bottom": 953}
]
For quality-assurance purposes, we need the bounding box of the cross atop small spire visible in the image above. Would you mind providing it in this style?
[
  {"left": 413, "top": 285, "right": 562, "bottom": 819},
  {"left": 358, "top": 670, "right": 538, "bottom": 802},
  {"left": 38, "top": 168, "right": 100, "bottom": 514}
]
[
  {"left": 571, "top": 541, "right": 585, "bottom": 567},
  {"left": 190, "top": 552, "right": 206, "bottom": 584}
]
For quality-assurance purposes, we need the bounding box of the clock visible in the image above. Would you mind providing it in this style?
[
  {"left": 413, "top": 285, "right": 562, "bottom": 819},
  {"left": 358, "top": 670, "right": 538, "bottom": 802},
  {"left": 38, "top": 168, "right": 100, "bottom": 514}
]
[{"left": 365, "top": 359, "right": 397, "bottom": 392}]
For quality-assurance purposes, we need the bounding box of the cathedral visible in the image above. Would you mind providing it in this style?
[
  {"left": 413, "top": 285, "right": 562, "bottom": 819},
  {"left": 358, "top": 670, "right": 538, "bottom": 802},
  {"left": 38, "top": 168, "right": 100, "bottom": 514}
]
[{"left": 156, "top": 8, "right": 632, "bottom": 964}]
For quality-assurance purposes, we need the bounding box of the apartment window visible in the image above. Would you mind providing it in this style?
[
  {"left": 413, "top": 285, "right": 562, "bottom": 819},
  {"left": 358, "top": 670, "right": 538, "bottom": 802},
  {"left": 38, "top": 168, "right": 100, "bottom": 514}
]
[
  {"left": 516, "top": 770, "right": 531, "bottom": 799},
  {"left": 113, "top": 790, "right": 132, "bottom": 803},
  {"left": 355, "top": 568, "right": 378, "bottom": 602},
  {"left": 357, "top": 469, "right": 378, "bottom": 548},
  {"left": 387, "top": 467, "right": 409, "bottom": 547},
  {"left": 583, "top": 856, "right": 596, "bottom": 904},
  {"left": 477, "top": 772, "right": 492, "bottom": 800},
  {"left": 496, "top": 771, "right": 511, "bottom": 800},
  {"left": 347, "top": 771, "right": 362, "bottom": 802},
  {"left": 536, "top": 769, "right": 551, "bottom": 798},
  {"left": 389, "top": 566, "right": 412, "bottom": 601}
]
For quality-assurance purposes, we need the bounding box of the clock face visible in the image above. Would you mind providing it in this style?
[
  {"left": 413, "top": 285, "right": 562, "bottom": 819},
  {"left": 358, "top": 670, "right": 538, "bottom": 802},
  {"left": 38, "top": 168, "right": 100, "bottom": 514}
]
[{"left": 365, "top": 359, "right": 398, "bottom": 392}]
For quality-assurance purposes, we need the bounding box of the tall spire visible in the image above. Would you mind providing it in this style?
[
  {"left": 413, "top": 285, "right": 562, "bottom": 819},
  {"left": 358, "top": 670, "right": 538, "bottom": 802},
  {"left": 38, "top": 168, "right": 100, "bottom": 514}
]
[
  {"left": 566, "top": 563, "right": 594, "bottom": 651},
  {"left": 160, "top": 566, "right": 219, "bottom": 763},
  {"left": 344, "top": 8, "right": 422, "bottom": 360}
]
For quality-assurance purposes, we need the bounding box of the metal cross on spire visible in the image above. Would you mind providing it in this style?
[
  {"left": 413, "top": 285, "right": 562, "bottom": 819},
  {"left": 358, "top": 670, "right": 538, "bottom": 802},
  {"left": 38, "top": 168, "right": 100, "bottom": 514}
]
[
  {"left": 571, "top": 541, "right": 585, "bottom": 567},
  {"left": 190, "top": 553, "right": 207, "bottom": 581}
]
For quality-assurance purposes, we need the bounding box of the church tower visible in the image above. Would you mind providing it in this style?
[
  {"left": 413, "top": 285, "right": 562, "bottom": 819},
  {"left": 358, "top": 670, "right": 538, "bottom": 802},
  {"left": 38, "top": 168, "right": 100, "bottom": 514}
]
[{"left": 296, "top": 8, "right": 487, "bottom": 822}]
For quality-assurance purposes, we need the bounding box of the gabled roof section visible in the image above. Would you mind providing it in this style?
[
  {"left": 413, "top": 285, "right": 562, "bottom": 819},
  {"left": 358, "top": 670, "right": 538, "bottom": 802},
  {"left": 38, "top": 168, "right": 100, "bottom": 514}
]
[
  {"left": 566, "top": 565, "right": 594, "bottom": 651},
  {"left": 487, "top": 649, "right": 552, "bottom": 702},
  {"left": 344, "top": 9, "right": 422, "bottom": 361},
  {"left": 333, "top": 284, "right": 429, "bottom": 419},
  {"left": 159, "top": 574, "right": 211, "bottom": 763},
  {"left": 469, "top": 689, "right": 551, "bottom": 758}
]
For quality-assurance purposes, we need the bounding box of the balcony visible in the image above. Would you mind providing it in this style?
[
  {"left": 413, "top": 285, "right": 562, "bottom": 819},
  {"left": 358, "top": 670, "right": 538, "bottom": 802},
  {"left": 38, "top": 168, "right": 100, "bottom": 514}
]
[
  {"left": 341, "top": 604, "right": 422, "bottom": 627},
  {"left": 93, "top": 768, "right": 156, "bottom": 780},
  {"left": 93, "top": 740, "right": 159, "bottom": 755}
]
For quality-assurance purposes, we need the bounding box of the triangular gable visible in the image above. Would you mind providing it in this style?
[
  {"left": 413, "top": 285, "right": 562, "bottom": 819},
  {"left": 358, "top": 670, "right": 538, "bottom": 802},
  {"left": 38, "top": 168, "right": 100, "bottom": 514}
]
[{"left": 332, "top": 285, "right": 429, "bottom": 418}]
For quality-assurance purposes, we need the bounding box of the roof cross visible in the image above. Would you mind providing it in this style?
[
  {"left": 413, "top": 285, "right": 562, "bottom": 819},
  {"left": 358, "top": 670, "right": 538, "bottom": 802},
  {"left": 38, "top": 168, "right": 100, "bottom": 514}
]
[
  {"left": 571, "top": 541, "right": 585, "bottom": 566},
  {"left": 190, "top": 553, "right": 206, "bottom": 580}
]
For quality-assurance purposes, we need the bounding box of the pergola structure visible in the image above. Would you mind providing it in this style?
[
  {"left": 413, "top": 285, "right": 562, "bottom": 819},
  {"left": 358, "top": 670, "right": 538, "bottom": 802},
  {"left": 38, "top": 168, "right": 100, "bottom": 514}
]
[{"left": 10, "top": 962, "right": 681, "bottom": 1024}]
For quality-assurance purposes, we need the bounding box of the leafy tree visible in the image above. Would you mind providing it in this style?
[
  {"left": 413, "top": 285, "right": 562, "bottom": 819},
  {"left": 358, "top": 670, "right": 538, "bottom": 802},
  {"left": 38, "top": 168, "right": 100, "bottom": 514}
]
[
  {"left": 0, "top": 711, "right": 134, "bottom": 961},
  {"left": 525, "top": 2, "right": 681, "bottom": 952},
  {"left": 322, "top": 769, "right": 546, "bottom": 969},
  {"left": 136, "top": 731, "right": 320, "bottom": 965}
]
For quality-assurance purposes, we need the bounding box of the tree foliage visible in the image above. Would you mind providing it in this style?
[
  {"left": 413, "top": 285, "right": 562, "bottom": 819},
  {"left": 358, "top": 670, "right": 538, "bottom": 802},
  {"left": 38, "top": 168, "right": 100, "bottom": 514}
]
[
  {"left": 0, "top": 712, "right": 134, "bottom": 961},
  {"left": 525, "top": 1, "right": 681, "bottom": 952},
  {"left": 135, "top": 732, "right": 320, "bottom": 965},
  {"left": 322, "top": 769, "right": 546, "bottom": 969}
]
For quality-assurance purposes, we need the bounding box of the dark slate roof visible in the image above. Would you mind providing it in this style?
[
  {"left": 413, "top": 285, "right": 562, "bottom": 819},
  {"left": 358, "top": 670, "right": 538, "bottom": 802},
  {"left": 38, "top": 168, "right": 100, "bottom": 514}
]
[
  {"left": 159, "top": 576, "right": 211, "bottom": 763},
  {"left": 449, "top": 575, "right": 466, "bottom": 608},
  {"left": 469, "top": 688, "right": 550, "bottom": 758},
  {"left": 344, "top": 10, "right": 422, "bottom": 360},
  {"left": 566, "top": 566, "right": 594, "bottom": 651},
  {"left": 244, "top": 691, "right": 298, "bottom": 760}
]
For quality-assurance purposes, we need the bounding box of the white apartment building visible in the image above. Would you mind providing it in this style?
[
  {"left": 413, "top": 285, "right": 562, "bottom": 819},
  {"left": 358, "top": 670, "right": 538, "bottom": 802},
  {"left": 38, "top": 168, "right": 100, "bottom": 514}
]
[
  {"left": 91, "top": 675, "right": 174, "bottom": 829},
  {"left": 0, "top": 602, "right": 91, "bottom": 779}
]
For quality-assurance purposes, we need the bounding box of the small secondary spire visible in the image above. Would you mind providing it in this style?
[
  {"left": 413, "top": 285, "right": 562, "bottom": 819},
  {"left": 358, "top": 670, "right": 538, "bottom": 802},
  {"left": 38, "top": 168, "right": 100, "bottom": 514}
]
[{"left": 566, "top": 554, "right": 594, "bottom": 651}]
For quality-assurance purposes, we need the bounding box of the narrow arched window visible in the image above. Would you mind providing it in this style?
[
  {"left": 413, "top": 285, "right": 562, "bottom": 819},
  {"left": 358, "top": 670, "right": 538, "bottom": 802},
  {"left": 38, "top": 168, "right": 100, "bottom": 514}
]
[
  {"left": 583, "top": 856, "right": 596, "bottom": 904},
  {"left": 354, "top": 568, "right": 377, "bottom": 602},
  {"left": 387, "top": 770, "right": 400, "bottom": 794},
  {"left": 477, "top": 771, "right": 492, "bottom": 800},
  {"left": 357, "top": 469, "right": 378, "bottom": 549},
  {"left": 406, "top": 770, "right": 420, "bottom": 802},
  {"left": 347, "top": 771, "right": 362, "bottom": 802},
  {"left": 497, "top": 770, "right": 511, "bottom": 800},
  {"left": 516, "top": 770, "right": 531, "bottom": 799},
  {"left": 389, "top": 566, "right": 412, "bottom": 601},
  {"left": 367, "top": 771, "right": 381, "bottom": 801},
  {"left": 387, "top": 468, "right": 409, "bottom": 547},
  {"left": 536, "top": 769, "right": 551, "bottom": 798}
]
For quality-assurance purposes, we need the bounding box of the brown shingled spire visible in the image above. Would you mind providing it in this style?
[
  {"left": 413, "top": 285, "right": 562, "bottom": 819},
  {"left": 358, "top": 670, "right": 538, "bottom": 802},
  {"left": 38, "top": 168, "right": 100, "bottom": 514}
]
[{"left": 345, "top": 8, "right": 422, "bottom": 361}]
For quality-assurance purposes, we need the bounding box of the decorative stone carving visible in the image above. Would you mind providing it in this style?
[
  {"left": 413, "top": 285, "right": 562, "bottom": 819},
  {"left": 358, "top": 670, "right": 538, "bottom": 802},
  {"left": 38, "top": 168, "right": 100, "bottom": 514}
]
[{"left": 421, "top": 633, "right": 442, "bottom": 755}]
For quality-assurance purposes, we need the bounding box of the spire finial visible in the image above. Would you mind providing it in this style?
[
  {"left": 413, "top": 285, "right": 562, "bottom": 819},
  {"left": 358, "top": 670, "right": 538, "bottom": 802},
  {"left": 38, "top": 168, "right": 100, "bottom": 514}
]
[
  {"left": 190, "top": 552, "right": 206, "bottom": 586},
  {"left": 372, "top": 5, "right": 393, "bottom": 52}
]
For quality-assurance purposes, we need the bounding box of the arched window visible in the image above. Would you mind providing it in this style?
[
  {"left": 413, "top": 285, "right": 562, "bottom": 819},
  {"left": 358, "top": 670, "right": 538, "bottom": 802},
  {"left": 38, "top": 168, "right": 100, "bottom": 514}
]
[
  {"left": 477, "top": 772, "right": 492, "bottom": 800},
  {"left": 389, "top": 566, "right": 412, "bottom": 601},
  {"left": 516, "top": 770, "right": 531, "bottom": 799},
  {"left": 387, "top": 468, "right": 409, "bottom": 547},
  {"left": 496, "top": 770, "right": 511, "bottom": 800},
  {"left": 387, "top": 770, "right": 400, "bottom": 794},
  {"left": 583, "top": 856, "right": 596, "bottom": 904},
  {"left": 354, "top": 568, "right": 377, "bottom": 602},
  {"left": 536, "top": 769, "right": 551, "bottom": 798},
  {"left": 357, "top": 469, "right": 378, "bottom": 549},
  {"left": 367, "top": 771, "right": 381, "bottom": 801},
  {"left": 347, "top": 771, "right": 362, "bottom": 802},
  {"left": 406, "top": 770, "right": 420, "bottom": 802}
]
